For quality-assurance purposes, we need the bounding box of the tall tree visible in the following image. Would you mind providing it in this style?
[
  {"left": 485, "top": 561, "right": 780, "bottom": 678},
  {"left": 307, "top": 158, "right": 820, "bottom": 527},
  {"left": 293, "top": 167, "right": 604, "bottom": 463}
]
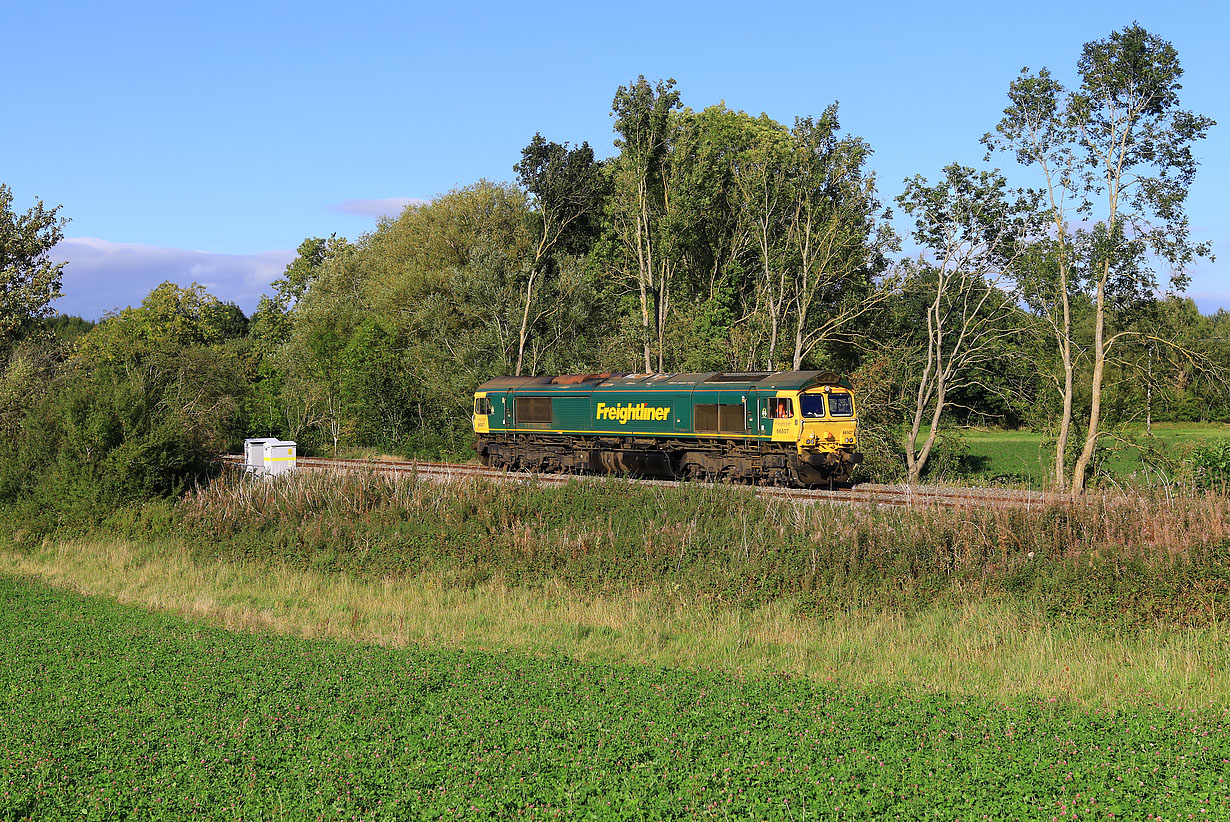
[
  {"left": 988, "top": 24, "right": 1214, "bottom": 495},
  {"left": 610, "top": 76, "right": 682, "bottom": 371},
  {"left": 984, "top": 68, "right": 1082, "bottom": 491},
  {"left": 0, "top": 184, "right": 67, "bottom": 349},
  {"left": 513, "top": 135, "right": 603, "bottom": 375},
  {"left": 781, "top": 108, "right": 896, "bottom": 370},
  {"left": 1067, "top": 25, "right": 1214, "bottom": 494},
  {"left": 669, "top": 106, "right": 768, "bottom": 370},
  {"left": 732, "top": 114, "right": 793, "bottom": 369}
]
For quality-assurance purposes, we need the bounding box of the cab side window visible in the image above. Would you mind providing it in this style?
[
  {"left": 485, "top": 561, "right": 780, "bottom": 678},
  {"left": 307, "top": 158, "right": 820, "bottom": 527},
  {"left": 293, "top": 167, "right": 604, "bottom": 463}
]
[
  {"left": 474, "top": 397, "right": 493, "bottom": 415},
  {"left": 516, "top": 396, "right": 553, "bottom": 426},
  {"left": 772, "top": 399, "right": 794, "bottom": 419}
]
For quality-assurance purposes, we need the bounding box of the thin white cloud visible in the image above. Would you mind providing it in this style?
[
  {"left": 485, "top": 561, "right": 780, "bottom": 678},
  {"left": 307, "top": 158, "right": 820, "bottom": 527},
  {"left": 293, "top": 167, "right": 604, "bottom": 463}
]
[
  {"left": 1187, "top": 289, "right": 1230, "bottom": 315},
  {"left": 330, "top": 197, "right": 426, "bottom": 218},
  {"left": 49, "top": 238, "right": 296, "bottom": 320}
]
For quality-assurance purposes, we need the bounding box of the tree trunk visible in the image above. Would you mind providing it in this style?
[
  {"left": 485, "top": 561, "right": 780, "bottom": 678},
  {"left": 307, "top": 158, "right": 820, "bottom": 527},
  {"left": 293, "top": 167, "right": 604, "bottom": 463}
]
[
  {"left": 1070, "top": 270, "right": 1108, "bottom": 496},
  {"left": 905, "top": 286, "right": 943, "bottom": 484},
  {"left": 1053, "top": 309, "right": 1074, "bottom": 493},
  {"left": 514, "top": 264, "right": 538, "bottom": 376},
  {"left": 907, "top": 383, "right": 946, "bottom": 485},
  {"left": 766, "top": 312, "right": 779, "bottom": 372},
  {"left": 655, "top": 265, "right": 669, "bottom": 372},
  {"left": 634, "top": 180, "right": 653, "bottom": 372},
  {"left": 791, "top": 287, "right": 809, "bottom": 371}
]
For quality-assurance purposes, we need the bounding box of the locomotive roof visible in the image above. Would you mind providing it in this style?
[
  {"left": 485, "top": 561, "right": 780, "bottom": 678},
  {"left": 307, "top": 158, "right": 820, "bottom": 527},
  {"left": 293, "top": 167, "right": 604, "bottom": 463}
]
[{"left": 475, "top": 370, "right": 852, "bottom": 393}]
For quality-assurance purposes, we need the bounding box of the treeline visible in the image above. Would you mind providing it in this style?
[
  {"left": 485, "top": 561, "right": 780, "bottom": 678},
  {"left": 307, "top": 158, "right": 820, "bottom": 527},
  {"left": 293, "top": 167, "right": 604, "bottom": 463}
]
[{"left": 0, "top": 24, "right": 1227, "bottom": 521}]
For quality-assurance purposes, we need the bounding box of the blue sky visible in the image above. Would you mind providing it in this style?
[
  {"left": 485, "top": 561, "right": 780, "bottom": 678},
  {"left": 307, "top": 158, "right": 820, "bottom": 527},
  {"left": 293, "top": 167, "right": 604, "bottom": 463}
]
[{"left": 5, "top": 0, "right": 1227, "bottom": 319}]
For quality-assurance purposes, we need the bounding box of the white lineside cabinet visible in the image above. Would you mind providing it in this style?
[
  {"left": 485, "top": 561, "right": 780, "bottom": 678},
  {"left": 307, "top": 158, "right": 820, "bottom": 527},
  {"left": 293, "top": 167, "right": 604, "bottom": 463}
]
[{"left": 243, "top": 438, "right": 297, "bottom": 476}]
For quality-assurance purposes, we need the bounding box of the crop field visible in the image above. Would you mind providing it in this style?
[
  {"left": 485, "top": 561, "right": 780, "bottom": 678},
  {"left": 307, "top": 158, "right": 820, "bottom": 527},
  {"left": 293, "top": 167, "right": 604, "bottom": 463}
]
[
  {"left": 3, "top": 576, "right": 1230, "bottom": 820},
  {"left": 4, "top": 473, "right": 1230, "bottom": 818}
]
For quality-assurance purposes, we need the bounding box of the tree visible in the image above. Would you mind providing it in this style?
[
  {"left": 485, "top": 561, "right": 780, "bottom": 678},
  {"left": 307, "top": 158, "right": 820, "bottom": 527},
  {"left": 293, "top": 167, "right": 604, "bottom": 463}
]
[
  {"left": 988, "top": 24, "right": 1214, "bottom": 495},
  {"left": 512, "top": 135, "right": 603, "bottom": 375},
  {"left": 896, "top": 165, "right": 1041, "bottom": 484},
  {"left": 0, "top": 184, "right": 68, "bottom": 348},
  {"left": 780, "top": 108, "right": 896, "bottom": 370},
  {"left": 1067, "top": 25, "right": 1215, "bottom": 494},
  {"left": 731, "top": 112, "right": 794, "bottom": 369},
  {"left": 984, "top": 68, "right": 1083, "bottom": 491},
  {"left": 668, "top": 105, "right": 766, "bottom": 370},
  {"left": 0, "top": 282, "right": 247, "bottom": 514},
  {"left": 609, "top": 76, "right": 682, "bottom": 371},
  {"left": 78, "top": 281, "right": 247, "bottom": 358}
]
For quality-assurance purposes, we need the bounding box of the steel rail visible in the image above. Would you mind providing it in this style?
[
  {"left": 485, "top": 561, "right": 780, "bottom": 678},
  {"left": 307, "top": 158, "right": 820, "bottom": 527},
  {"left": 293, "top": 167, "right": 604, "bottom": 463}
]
[{"left": 222, "top": 455, "right": 1064, "bottom": 510}]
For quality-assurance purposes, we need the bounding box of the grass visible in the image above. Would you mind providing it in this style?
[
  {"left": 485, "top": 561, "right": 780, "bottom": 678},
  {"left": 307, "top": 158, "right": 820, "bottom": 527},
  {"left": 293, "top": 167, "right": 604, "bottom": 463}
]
[
  {"left": 155, "top": 470, "right": 1230, "bottom": 630},
  {"left": 4, "top": 470, "right": 1230, "bottom": 815},
  {"left": 4, "top": 575, "right": 1230, "bottom": 820},
  {"left": 4, "top": 527, "right": 1230, "bottom": 710},
  {"left": 960, "top": 421, "right": 1230, "bottom": 487}
]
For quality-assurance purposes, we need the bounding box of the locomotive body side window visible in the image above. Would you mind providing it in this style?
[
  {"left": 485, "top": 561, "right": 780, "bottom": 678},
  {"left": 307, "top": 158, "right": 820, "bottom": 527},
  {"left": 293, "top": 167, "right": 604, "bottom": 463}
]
[
  {"left": 717, "top": 403, "right": 745, "bottom": 433},
  {"left": 694, "top": 404, "right": 718, "bottom": 432},
  {"left": 516, "top": 396, "right": 553, "bottom": 425},
  {"left": 828, "top": 392, "right": 854, "bottom": 417}
]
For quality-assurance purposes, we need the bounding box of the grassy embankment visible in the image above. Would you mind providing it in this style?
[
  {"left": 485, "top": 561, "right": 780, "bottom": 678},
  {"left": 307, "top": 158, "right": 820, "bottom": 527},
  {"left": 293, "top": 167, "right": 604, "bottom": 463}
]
[{"left": 3, "top": 469, "right": 1229, "bottom": 709}]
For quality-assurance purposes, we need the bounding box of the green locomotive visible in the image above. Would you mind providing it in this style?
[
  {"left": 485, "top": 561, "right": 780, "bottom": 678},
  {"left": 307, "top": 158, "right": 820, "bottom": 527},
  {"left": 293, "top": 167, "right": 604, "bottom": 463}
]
[{"left": 473, "top": 371, "right": 861, "bottom": 486}]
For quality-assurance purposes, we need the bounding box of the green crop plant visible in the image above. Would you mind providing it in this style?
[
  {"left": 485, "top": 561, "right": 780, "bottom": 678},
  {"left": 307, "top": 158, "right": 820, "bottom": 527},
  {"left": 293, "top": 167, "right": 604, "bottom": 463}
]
[{"left": 3, "top": 576, "right": 1229, "bottom": 820}]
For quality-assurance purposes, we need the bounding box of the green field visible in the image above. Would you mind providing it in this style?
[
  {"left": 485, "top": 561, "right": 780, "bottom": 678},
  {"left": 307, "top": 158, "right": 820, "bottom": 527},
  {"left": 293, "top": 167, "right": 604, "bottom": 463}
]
[
  {"left": 3, "top": 470, "right": 1229, "bottom": 818},
  {"left": 4, "top": 575, "right": 1229, "bottom": 820},
  {"left": 957, "top": 423, "right": 1230, "bottom": 487}
]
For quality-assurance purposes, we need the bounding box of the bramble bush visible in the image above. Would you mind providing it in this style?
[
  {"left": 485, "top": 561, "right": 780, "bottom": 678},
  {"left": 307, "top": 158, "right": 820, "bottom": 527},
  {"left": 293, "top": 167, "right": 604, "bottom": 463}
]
[{"left": 1193, "top": 439, "right": 1230, "bottom": 492}]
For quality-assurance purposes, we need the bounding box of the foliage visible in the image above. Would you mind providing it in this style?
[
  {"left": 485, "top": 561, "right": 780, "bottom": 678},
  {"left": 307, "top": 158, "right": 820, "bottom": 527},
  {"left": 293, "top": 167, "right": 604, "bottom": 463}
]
[
  {"left": 895, "top": 164, "right": 1040, "bottom": 482},
  {"left": 987, "top": 24, "right": 1216, "bottom": 494},
  {"left": 79, "top": 281, "right": 247, "bottom": 356},
  {"left": 0, "top": 283, "right": 247, "bottom": 531},
  {"left": 3, "top": 48, "right": 1226, "bottom": 493},
  {"left": 193, "top": 60, "right": 1218, "bottom": 475},
  {"left": 1191, "top": 439, "right": 1230, "bottom": 491},
  {"left": 0, "top": 184, "right": 68, "bottom": 350},
  {"left": 511, "top": 134, "right": 605, "bottom": 375}
]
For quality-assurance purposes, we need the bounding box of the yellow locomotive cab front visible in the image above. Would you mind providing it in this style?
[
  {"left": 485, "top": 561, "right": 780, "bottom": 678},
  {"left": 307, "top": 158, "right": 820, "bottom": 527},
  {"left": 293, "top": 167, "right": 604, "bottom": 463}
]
[{"left": 787, "top": 386, "right": 861, "bottom": 483}]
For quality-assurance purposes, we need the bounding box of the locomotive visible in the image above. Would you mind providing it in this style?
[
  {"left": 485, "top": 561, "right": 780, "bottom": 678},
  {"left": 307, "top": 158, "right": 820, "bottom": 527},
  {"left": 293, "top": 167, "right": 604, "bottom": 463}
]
[{"left": 473, "top": 370, "right": 862, "bottom": 486}]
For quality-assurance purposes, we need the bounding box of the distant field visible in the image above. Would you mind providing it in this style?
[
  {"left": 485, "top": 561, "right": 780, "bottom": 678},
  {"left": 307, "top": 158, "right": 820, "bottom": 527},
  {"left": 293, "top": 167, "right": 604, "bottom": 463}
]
[
  {"left": 960, "top": 422, "right": 1230, "bottom": 487},
  {"left": 4, "top": 576, "right": 1230, "bottom": 820}
]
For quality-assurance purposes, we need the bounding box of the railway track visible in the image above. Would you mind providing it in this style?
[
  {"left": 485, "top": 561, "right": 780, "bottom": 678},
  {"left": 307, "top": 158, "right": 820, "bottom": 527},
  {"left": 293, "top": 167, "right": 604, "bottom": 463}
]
[{"left": 224, "top": 454, "right": 1065, "bottom": 510}]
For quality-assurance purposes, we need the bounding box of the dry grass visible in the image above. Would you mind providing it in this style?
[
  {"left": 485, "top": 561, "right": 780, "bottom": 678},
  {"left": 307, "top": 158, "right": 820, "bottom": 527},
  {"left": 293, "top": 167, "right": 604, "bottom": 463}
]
[{"left": 4, "top": 536, "right": 1228, "bottom": 710}]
